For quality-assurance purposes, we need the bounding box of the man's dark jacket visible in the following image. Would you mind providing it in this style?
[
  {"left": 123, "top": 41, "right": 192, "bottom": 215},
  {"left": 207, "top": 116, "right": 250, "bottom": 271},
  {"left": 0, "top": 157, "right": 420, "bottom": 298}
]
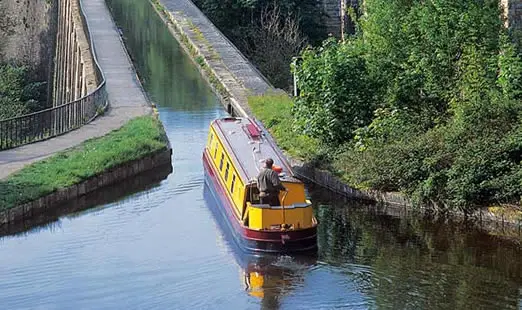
[{"left": 257, "top": 168, "right": 285, "bottom": 198}]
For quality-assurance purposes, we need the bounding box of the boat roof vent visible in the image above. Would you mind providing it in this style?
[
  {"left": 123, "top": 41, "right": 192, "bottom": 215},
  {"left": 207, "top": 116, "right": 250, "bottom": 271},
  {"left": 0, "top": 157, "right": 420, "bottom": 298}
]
[{"left": 246, "top": 124, "right": 261, "bottom": 139}]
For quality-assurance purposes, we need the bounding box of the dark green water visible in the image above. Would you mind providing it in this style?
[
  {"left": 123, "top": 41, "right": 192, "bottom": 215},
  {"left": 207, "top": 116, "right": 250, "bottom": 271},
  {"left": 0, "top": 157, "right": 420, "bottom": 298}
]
[{"left": 0, "top": 1, "right": 521, "bottom": 309}]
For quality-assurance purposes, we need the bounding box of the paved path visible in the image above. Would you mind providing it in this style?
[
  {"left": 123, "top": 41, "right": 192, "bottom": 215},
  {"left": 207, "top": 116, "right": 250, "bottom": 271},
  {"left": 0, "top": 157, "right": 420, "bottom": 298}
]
[{"left": 0, "top": 0, "right": 150, "bottom": 179}]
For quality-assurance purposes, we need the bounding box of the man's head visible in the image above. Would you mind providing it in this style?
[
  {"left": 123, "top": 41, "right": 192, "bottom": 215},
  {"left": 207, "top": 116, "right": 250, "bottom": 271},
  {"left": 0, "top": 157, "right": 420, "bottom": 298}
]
[{"left": 264, "top": 158, "right": 274, "bottom": 168}]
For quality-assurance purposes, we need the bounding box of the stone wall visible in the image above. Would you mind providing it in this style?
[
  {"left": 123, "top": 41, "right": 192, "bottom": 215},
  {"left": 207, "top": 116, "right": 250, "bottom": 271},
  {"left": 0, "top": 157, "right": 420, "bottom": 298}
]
[
  {"left": 0, "top": 0, "right": 99, "bottom": 107},
  {"left": 502, "top": 0, "right": 522, "bottom": 29},
  {"left": 0, "top": 163, "right": 172, "bottom": 237},
  {"left": 321, "top": 0, "right": 358, "bottom": 38},
  {"left": 322, "top": 0, "right": 341, "bottom": 37},
  {"left": 0, "top": 0, "right": 57, "bottom": 92},
  {"left": 52, "top": 0, "right": 98, "bottom": 106}
]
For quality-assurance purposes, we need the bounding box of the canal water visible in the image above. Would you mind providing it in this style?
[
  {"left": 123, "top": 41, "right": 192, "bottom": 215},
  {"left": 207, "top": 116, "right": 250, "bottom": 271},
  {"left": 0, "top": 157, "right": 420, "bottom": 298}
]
[{"left": 1, "top": 0, "right": 521, "bottom": 309}]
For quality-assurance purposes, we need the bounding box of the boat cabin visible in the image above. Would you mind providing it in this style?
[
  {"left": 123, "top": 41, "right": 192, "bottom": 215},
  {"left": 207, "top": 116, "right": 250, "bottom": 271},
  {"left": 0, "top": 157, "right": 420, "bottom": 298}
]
[{"left": 204, "top": 117, "right": 316, "bottom": 232}]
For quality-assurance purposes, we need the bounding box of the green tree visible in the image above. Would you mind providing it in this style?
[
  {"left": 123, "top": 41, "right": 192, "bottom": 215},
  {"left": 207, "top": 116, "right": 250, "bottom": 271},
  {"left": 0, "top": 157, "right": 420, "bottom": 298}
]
[
  {"left": 295, "top": 0, "right": 522, "bottom": 209},
  {"left": 293, "top": 39, "right": 377, "bottom": 144}
]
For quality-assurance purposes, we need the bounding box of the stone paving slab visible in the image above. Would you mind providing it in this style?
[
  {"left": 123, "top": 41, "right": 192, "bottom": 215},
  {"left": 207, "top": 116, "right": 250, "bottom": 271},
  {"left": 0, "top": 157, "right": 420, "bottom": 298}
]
[{"left": 0, "top": 0, "right": 150, "bottom": 180}]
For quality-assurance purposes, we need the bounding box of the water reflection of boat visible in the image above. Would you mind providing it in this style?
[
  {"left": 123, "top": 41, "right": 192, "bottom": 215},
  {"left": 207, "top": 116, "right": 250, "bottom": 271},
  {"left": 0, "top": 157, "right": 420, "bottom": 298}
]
[
  {"left": 239, "top": 254, "right": 316, "bottom": 300},
  {"left": 203, "top": 182, "right": 317, "bottom": 308},
  {"left": 202, "top": 117, "right": 317, "bottom": 253}
]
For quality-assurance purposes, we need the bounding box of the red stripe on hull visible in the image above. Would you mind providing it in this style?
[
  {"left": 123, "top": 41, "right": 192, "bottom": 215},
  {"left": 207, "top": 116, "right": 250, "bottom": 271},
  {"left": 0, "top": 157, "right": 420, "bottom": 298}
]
[{"left": 203, "top": 151, "right": 317, "bottom": 253}]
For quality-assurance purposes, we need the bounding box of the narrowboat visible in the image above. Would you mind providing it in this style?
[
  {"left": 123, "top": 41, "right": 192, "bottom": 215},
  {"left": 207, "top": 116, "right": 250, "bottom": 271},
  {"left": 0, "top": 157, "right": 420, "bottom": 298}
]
[
  {"left": 203, "top": 181, "right": 317, "bottom": 303},
  {"left": 202, "top": 117, "right": 317, "bottom": 253}
]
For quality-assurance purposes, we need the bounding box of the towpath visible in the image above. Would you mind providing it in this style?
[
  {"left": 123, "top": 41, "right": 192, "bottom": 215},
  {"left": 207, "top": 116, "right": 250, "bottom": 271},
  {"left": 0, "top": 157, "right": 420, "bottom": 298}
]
[{"left": 0, "top": 0, "right": 150, "bottom": 179}]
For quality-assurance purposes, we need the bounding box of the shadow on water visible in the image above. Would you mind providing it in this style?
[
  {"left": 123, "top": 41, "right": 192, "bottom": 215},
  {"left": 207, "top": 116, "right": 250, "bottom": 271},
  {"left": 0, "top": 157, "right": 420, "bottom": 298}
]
[
  {"left": 202, "top": 180, "right": 318, "bottom": 310},
  {"left": 0, "top": 164, "right": 172, "bottom": 239},
  {"left": 310, "top": 186, "right": 522, "bottom": 310}
]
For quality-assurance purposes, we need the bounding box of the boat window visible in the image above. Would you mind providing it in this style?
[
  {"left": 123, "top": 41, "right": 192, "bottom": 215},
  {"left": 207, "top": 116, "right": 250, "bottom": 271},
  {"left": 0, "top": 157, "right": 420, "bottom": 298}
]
[
  {"left": 231, "top": 174, "right": 236, "bottom": 193},
  {"left": 213, "top": 142, "right": 218, "bottom": 158},
  {"left": 219, "top": 153, "right": 224, "bottom": 171},
  {"left": 225, "top": 162, "right": 230, "bottom": 181},
  {"left": 209, "top": 133, "right": 213, "bottom": 146}
]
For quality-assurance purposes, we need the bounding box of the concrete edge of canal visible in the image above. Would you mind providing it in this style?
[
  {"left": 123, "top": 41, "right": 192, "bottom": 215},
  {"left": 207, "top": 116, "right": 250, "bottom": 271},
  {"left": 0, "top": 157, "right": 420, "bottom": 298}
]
[
  {"left": 0, "top": 147, "right": 172, "bottom": 226},
  {"left": 151, "top": 0, "right": 522, "bottom": 230}
]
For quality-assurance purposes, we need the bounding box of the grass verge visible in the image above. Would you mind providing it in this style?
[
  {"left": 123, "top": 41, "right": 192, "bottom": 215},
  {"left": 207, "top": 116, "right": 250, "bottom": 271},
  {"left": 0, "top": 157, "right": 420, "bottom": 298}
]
[
  {"left": 248, "top": 93, "right": 321, "bottom": 161},
  {"left": 0, "top": 116, "right": 169, "bottom": 209}
]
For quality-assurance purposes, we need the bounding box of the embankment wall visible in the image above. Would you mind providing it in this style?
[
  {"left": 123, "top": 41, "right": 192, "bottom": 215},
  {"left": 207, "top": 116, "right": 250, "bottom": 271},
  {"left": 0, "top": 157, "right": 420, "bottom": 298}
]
[
  {"left": 0, "top": 147, "right": 172, "bottom": 226},
  {"left": 53, "top": 0, "right": 98, "bottom": 106}
]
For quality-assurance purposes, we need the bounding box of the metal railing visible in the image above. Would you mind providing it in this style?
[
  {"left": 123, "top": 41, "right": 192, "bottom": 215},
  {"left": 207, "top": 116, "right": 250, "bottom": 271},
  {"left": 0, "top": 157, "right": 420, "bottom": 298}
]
[{"left": 0, "top": 0, "right": 107, "bottom": 151}]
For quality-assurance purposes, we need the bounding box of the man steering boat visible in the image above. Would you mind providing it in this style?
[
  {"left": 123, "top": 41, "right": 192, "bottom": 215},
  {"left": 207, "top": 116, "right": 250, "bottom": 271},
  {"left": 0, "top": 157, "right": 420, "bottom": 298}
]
[{"left": 257, "top": 158, "right": 287, "bottom": 206}]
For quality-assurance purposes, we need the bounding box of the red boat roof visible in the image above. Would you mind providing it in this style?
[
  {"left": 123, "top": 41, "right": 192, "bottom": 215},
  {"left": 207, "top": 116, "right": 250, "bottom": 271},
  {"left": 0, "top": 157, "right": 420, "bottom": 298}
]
[{"left": 211, "top": 117, "right": 299, "bottom": 184}]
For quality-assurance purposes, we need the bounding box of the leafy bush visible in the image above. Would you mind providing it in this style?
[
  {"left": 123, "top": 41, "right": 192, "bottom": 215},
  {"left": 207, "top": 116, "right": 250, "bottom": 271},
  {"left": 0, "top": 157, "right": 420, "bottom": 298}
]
[
  {"left": 248, "top": 93, "right": 321, "bottom": 161},
  {"left": 0, "top": 64, "right": 46, "bottom": 120},
  {"left": 293, "top": 39, "right": 377, "bottom": 144},
  {"left": 294, "top": 0, "right": 522, "bottom": 210},
  {"left": 336, "top": 93, "right": 522, "bottom": 211}
]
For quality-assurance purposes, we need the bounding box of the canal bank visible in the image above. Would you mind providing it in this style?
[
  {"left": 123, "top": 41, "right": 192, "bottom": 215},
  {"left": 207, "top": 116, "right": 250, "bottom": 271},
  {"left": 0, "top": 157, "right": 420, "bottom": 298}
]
[
  {"left": 0, "top": 147, "right": 172, "bottom": 225},
  {"left": 149, "top": 0, "right": 273, "bottom": 118},
  {"left": 0, "top": 116, "right": 172, "bottom": 224},
  {"left": 149, "top": 0, "right": 522, "bottom": 229},
  {"left": 0, "top": 163, "right": 172, "bottom": 238}
]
